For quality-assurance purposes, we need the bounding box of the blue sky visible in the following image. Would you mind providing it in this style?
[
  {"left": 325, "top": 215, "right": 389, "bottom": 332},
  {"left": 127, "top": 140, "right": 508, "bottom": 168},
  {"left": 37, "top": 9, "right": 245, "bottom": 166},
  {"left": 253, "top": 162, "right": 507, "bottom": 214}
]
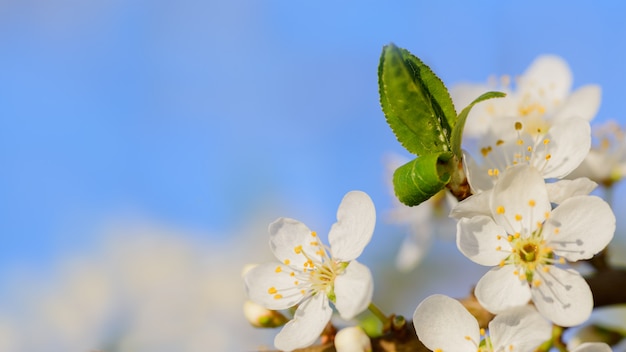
[{"left": 2, "top": 0, "right": 626, "bottom": 279}]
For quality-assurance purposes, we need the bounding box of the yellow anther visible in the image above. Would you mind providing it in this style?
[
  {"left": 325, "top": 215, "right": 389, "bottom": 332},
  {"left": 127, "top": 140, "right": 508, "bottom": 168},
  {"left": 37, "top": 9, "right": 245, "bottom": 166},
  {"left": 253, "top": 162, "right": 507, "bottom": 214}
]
[
  {"left": 481, "top": 146, "right": 492, "bottom": 157},
  {"left": 310, "top": 241, "right": 319, "bottom": 246},
  {"left": 545, "top": 154, "right": 552, "bottom": 160},
  {"left": 528, "top": 199, "right": 536, "bottom": 207},
  {"left": 464, "top": 336, "right": 471, "bottom": 341},
  {"left": 434, "top": 349, "right": 443, "bottom": 352},
  {"left": 294, "top": 245, "right": 303, "bottom": 254},
  {"left": 513, "top": 270, "right": 519, "bottom": 276},
  {"left": 499, "top": 260, "right": 505, "bottom": 267},
  {"left": 533, "top": 280, "right": 542, "bottom": 287},
  {"left": 268, "top": 287, "right": 277, "bottom": 294},
  {"left": 559, "top": 257, "right": 565, "bottom": 264},
  {"left": 544, "top": 212, "right": 551, "bottom": 219},
  {"left": 543, "top": 138, "right": 550, "bottom": 145},
  {"left": 496, "top": 246, "right": 502, "bottom": 251},
  {"left": 294, "top": 280, "right": 299, "bottom": 285},
  {"left": 554, "top": 228, "right": 560, "bottom": 234},
  {"left": 496, "top": 206, "right": 505, "bottom": 214},
  {"left": 480, "top": 328, "right": 486, "bottom": 336},
  {"left": 284, "top": 259, "right": 290, "bottom": 265},
  {"left": 301, "top": 289, "right": 306, "bottom": 295},
  {"left": 496, "top": 139, "right": 504, "bottom": 146},
  {"left": 515, "top": 121, "right": 523, "bottom": 130},
  {"left": 274, "top": 294, "right": 283, "bottom": 300},
  {"left": 316, "top": 250, "right": 324, "bottom": 256},
  {"left": 542, "top": 266, "right": 550, "bottom": 273},
  {"left": 514, "top": 233, "right": 520, "bottom": 239},
  {"left": 517, "top": 139, "right": 524, "bottom": 145},
  {"left": 493, "top": 168, "right": 500, "bottom": 176},
  {"left": 507, "top": 235, "right": 513, "bottom": 242},
  {"left": 290, "top": 271, "right": 295, "bottom": 277},
  {"left": 311, "top": 231, "right": 317, "bottom": 237},
  {"left": 527, "top": 146, "right": 533, "bottom": 152},
  {"left": 496, "top": 235, "right": 502, "bottom": 240},
  {"left": 275, "top": 266, "right": 282, "bottom": 273},
  {"left": 515, "top": 214, "right": 522, "bottom": 221}
]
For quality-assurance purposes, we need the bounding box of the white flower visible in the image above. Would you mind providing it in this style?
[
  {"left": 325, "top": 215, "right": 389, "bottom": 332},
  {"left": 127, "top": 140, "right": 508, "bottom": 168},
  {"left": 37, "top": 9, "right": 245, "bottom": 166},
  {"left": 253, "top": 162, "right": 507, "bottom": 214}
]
[
  {"left": 452, "top": 54, "right": 601, "bottom": 139},
  {"left": 456, "top": 165, "right": 615, "bottom": 326},
  {"left": 384, "top": 153, "right": 457, "bottom": 271},
  {"left": 334, "top": 326, "right": 372, "bottom": 352},
  {"left": 569, "top": 120, "right": 626, "bottom": 187},
  {"left": 464, "top": 117, "right": 591, "bottom": 193},
  {"left": 413, "top": 294, "right": 552, "bottom": 352},
  {"left": 244, "top": 191, "right": 376, "bottom": 351}
]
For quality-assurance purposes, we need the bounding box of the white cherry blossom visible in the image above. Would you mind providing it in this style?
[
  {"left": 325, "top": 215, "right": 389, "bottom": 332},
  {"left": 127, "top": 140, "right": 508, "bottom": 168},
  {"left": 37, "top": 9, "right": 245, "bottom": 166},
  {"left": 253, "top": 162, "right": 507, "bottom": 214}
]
[
  {"left": 464, "top": 117, "right": 590, "bottom": 193},
  {"left": 571, "top": 342, "right": 614, "bottom": 352},
  {"left": 413, "top": 294, "right": 552, "bottom": 352},
  {"left": 244, "top": 191, "right": 376, "bottom": 351},
  {"left": 452, "top": 54, "right": 601, "bottom": 139},
  {"left": 456, "top": 165, "right": 615, "bottom": 326},
  {"left": 569, "top": 120, "right": 626, "bottom": 187}
]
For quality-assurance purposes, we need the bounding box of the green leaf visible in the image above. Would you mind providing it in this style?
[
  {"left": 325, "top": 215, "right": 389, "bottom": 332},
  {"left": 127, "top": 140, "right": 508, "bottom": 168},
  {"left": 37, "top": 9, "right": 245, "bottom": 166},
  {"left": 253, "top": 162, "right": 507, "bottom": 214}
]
[
  {"left": 378, "top": 43, "right": 457, "bottom": 156},
  {"left": 393, "top": 152, "right": 453, "bottom": 206},
  {"left": 450, "top": 91, "right": 506, "bottom": 158}
]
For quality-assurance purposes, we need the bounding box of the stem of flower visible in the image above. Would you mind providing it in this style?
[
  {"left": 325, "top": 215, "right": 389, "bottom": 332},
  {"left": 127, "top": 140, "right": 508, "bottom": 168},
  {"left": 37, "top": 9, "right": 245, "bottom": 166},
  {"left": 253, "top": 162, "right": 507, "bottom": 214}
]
[{"left": 368, "top": 302, "right": 389, "bottom": 324}]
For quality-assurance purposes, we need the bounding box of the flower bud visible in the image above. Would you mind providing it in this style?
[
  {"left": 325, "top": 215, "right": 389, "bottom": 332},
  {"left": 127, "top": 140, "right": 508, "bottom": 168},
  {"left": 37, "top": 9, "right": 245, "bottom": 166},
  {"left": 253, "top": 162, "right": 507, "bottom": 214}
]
[
  {"left": 243, "top": 300, "right": 288, "bottom": 328},
  {"left": 334, "top": 326, "right": 372, "bottom": 352}
]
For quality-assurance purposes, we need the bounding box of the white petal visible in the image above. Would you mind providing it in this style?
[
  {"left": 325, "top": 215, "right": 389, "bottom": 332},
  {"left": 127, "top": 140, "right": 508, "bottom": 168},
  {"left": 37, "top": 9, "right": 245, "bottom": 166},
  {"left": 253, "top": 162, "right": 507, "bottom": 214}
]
[
  {"left": 489, "top": 305, "right": 552, "bottom": 352},
  {"left": 274, "top": 293, "right": 332, "bottom": 351},
  {"left": 544, "top": 195, "right": 615, "bottom": 261},
  {"left": 450, "top": 189, "right": 492, "bottom": 220},
  {"left": 334, "top": 326, "right": 371, "bottom": 352},
  {"left": 395, "top": 229, "right": 432, "bottom": 272},
  {"left": 520, "top": 55, "right": 572, "bottom": 102},
  {"left": 464, "top": 152, "right": 495, "bottom": 193},
  {"left": 546, "top": 178, "right": 597, "bottom": 204},
  {"left": 553, "top": 85, "right": 602, "bottom": 123},
  {"left": 571, "top": 342, "right": 613, "bottom": 352},
  {"left": 244, "top": 262, "right": 305, "bottom": 310},
  {"left": 531, "top": 266, "right": 593, "bottom": 327},
  {"left": 413, "top": 294, "right": 480, "bottom": 352},
  {"left": 333, "top": 260, "right": 373, "bottom": 320},
  {"left": 456, "top": 216, "right": 510, "bottom": 266},
  {"left": 329, "top": 191, "right": 376, "bottom": 261},
  {"left": 269, "top": 217, "right": 322, "bottom": 270},
  {"left": 475, "top": 266, "right": 531, "bottom": 314},
  {"left": 534, "top": 118, "right": 591, "bottom": 179},
  {"left": 491, "top": 165, "right": 551, "bottom": 235}
]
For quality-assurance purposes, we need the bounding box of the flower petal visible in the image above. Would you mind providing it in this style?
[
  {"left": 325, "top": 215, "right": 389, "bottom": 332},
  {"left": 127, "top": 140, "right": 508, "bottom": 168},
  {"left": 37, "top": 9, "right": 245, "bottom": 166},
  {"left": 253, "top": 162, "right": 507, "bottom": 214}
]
[
  {"left": 531, "top": 266, "right": 593, "bottom": 327},
  {"left": 553, "top": 85, "right": 602, "bottom": 123},
  {"left": 489, "top": 305, "right": 552, "bottom": 352},
  {"left": 571, "top": 342, "right": 613, "bottom": 352},
  {"left": 546, "top": 178, "right": 597, "bottom": 204},
  {"left": 456, "top": 216, "right": 510, "bottom": 266},
  {"left": 475, "top": 266, "right": 531, "bottom": 314},
  {"left": 413, "top": 294, "right": 480, "bottom": 352},
  {"left": 333, "top": 260, "right": 373, "bottom": 320},
  {"left": 269, "top": 217, "right": 322, "bottom": 270},
  {"left": 274, "top": 293, "right": 332, "bottom": 351},
  {"left": 329, "top": 191, "right": 376, "bottom": 261},
  {"left": 244, "top": 262, "right": 305, "bottom": 310},
  {"left": 491, "top": 165, "right": 551, "bottom": 235},
  {"left": 395, "top": 229, "right": 432, "bottom": 272},
  {"left": 519, "top": 55, "right": 572, "bottom": 103},
  {"left": 544, "top": 195, "right": 615, "bottom": 261},
  {"left": 450, "top": 189, "right": 491, "bottom": 220},
  {"left": 534, "top": 118, "right": 591, "bottom": 179}
]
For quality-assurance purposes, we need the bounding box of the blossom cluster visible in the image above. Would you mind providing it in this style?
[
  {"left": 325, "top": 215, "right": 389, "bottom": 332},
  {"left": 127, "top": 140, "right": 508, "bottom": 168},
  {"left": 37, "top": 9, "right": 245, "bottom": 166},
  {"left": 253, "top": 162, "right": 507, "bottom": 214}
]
[{"left": 243, "top": 55, "right": 622, "bottom": 351}]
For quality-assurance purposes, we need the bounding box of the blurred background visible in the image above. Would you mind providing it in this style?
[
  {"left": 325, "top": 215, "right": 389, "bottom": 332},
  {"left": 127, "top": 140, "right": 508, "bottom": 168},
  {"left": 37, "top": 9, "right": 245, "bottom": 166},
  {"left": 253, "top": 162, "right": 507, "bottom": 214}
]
[{"left": 1, "top": 1, "right": 626, "bottom": 351}]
